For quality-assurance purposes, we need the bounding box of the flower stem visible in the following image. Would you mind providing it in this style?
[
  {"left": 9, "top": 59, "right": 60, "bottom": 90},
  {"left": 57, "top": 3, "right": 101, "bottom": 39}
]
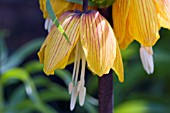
[
  {"left": 98, "top": 72, "right": 113, "bottom": 113},
  {"left": 83, "top": 0, "right": 88, "bottom": 12},
  {"left": 98, "top": 7, "right": 113, "bottom": 113}
]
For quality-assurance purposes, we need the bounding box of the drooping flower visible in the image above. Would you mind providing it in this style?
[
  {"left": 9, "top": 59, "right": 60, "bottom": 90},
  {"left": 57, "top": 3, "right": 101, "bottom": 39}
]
[
  {"left": 39, "top": 0, "right": 96, "bottom": 32},
  {"left": 112, "top": 0, "right": 170, "bottom": 74},
  {"left": 38, "top": 10, "right": 124, "bottom": 110}
]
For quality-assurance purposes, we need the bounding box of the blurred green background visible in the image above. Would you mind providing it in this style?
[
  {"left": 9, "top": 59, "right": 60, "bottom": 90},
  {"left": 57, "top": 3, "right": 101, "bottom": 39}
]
[{"left": 1, "top": 1, "right": 170, "bottom": 113}]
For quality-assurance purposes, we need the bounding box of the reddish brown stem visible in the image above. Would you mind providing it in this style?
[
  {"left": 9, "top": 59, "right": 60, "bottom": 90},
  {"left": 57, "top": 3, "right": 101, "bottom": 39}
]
[
  {"left": 83, "top": 0, "right": 88, "bottom": 12},
  {"left": 98, "top": 7, "right": 113, "bottom": 113},
  {"left": 98, "top": 72, "right": 113, "bottom": 113}
]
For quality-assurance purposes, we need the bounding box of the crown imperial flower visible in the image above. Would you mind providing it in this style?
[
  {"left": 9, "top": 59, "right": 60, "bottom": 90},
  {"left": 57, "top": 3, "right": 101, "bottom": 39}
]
[
  {"left": 38, "top": 10, "right": 124, "bottom": 110},
  {"left": 112, "top": 0, "right": 170, "bottom": 74}
]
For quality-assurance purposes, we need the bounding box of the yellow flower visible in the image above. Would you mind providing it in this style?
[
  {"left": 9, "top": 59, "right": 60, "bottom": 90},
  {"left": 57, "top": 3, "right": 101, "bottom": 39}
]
[
  {"left": 112, "top": 0, "right": 170, "bottom": 74},
  {"left": 38, "top": 10, "right": 124, "bottom": 110}
]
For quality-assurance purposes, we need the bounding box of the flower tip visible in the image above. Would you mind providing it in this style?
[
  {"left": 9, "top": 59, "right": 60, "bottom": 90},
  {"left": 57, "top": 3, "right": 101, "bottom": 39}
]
[
  {"left": 119, "top": 77, "right": 124, "bottom": 83},
  {"left": 43, "top": 68, "right": 54, "bottom": 76}
]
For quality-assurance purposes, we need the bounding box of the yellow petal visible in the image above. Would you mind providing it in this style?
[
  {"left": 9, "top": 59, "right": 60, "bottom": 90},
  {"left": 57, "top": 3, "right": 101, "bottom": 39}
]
[
  {"left": 119, "top": 15, "right": 134, "bottom": 49},
  {"left": 112, "top": 43, "right": 124, "bottom": 82},
  {"left": 39, "top": 0, "right": 74, "bottom": 18},
  {"left": 80, "top": 11, "right": 117, "bottom": 76},
  {"left": 128, "top": 0, "right": 160, "bottom": 46},
  {"left": 42, "top": 13, "right": 80, "bottom": 75},
  {"left": 67, "top": 46, "right": 76, "bottom": 65},
  {"left": 37, "top": 12, "right": 73, "bottom": 63},
  {"left": 112, "top": 0, "right": 131, "bottom": 44},
  {"left": 154, "top": 0, "right": 170, "bottom": 29},
  {"left": 38, "top": 26, "right": 55, "bottom": 64}
]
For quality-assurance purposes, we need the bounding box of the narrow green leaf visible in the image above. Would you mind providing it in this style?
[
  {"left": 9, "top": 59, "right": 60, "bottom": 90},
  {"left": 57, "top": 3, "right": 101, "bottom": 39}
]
[
  {"left": 0, "top": 68, "right": 56, "bottom": 113},
  {"left": 1, "top": 38, "right": 43, "bottom": 73},
  {"left": 46, "top": 0, "right": 71, "bottom": 44}
]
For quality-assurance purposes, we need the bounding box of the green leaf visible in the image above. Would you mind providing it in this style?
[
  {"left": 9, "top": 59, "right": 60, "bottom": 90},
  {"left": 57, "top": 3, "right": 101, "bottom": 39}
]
[
  {"left": 24, "top": 60, "right": 44, "bottom": 74},
  {"left": 46, "top": 0, "right": 70, "bottom": 44},
  {"left": 114, "top": 100, "right": 170, "bottom": 113},
  {"left": 33, "top": 76, "right": 70, "bottom": 101},
  {"left": 1, "top": 38, "right": 43, "bottom": 73},
  {"left": 0, "top": 68, "right": 56, "bottom": 113},
  {"left": 0, "top": 35, "right": 8, "bottom": 74},
  {"left": 55, "top": 69, "right": 72, "bottom": 86}
]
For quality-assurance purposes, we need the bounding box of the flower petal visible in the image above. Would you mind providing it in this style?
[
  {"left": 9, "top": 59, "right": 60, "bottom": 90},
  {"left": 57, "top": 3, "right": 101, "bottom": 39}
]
[
  {"left": 128, "top": 0, "right": 160, "bottom": 46},
  {"left": 80, "top": 11, "right": 117, "bottom": 76},
  {"left": 112, "top": 0, "right": 131, "bottom": 44},
  {"left": 154, "top": 0, "right": 170, "bottom": 29},
  {"left": 112, "top": 43, "right": 124, "bottom": 82},
  {"left": 42, "top": 13, "right": 80, "bottom": 75},
  {"left": 38, "top": 12, "right": 74, "bottom": 64},
  {"left": 119, "top": 16, "right": 134, "bottom": 49},
  {"left": 38, "top": 27, "right": 55, "bottom": 64}
]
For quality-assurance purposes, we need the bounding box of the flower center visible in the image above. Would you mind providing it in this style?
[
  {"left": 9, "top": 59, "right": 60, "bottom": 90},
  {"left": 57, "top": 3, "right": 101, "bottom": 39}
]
[{"left": 68, "top": 41, "right": 86, "bottom": 111}]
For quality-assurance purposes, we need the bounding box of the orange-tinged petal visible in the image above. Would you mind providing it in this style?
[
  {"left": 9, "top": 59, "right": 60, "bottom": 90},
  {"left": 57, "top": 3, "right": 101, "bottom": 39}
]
[
  {"left": 154, "top": 0, "right": 170, "bottom": 29},
  {"left": 128, "top": 0, "right": 160, "bottom": 46},
  {"left": 42, "top": 13, "right": 80, "bottom": 75},
  {"left": 112, "top": 0, "right": 130, "bottom": 44},
  {"left": 112, "top": 43, "right": 124, "bottom": 82},
  {"left": 80, "top": 11, "right": 117, "bottom": 76},
  {"left": 119, "top": 14, "right": 134, "bottom": 49}
]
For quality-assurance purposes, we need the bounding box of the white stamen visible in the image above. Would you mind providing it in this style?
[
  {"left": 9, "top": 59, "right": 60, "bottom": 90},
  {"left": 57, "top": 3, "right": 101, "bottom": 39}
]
[
  {"left": 77, "top": 81, "right": 82, "bottom": 92},
  {"left": 68, "top": 82, "right": 73, "bottom": 94},
  {"left": 44, "top": 18, "right": 53, "bottom": 33},
  {"left": 44, "top": 18, "right": 49, "bottom": 30},
  {"left": 140, "top": 45, "right": 154, "bottom": 74},
  {"left": 75, "top": 56, "right": 80, "bottom": 84},
  {"left": 70, "top": 87, "right": 78, "bottom": 111},
  {"left": 48, "top": 19, "right": 53, "bottom": 32},
  {"left": 80, "top": 51, "right": 86, "bottom": 86},
  {"left": 69, "top": 41, "right": 87, "bottom": 110},
  {"left": 79, "top": 87, "right": 86, "bottom": 106}
]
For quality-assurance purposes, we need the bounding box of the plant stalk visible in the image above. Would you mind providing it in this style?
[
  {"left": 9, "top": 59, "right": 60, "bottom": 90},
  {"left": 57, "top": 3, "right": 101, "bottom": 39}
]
[
  {"left": 98, "top": 7, "right": 113, "bottom": 113},
  {"left": 98, "top": 72, "right": 113, "bottom": 113},
  {"left": 83, "top": 0, "right": 88, "bottom": 12}
]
